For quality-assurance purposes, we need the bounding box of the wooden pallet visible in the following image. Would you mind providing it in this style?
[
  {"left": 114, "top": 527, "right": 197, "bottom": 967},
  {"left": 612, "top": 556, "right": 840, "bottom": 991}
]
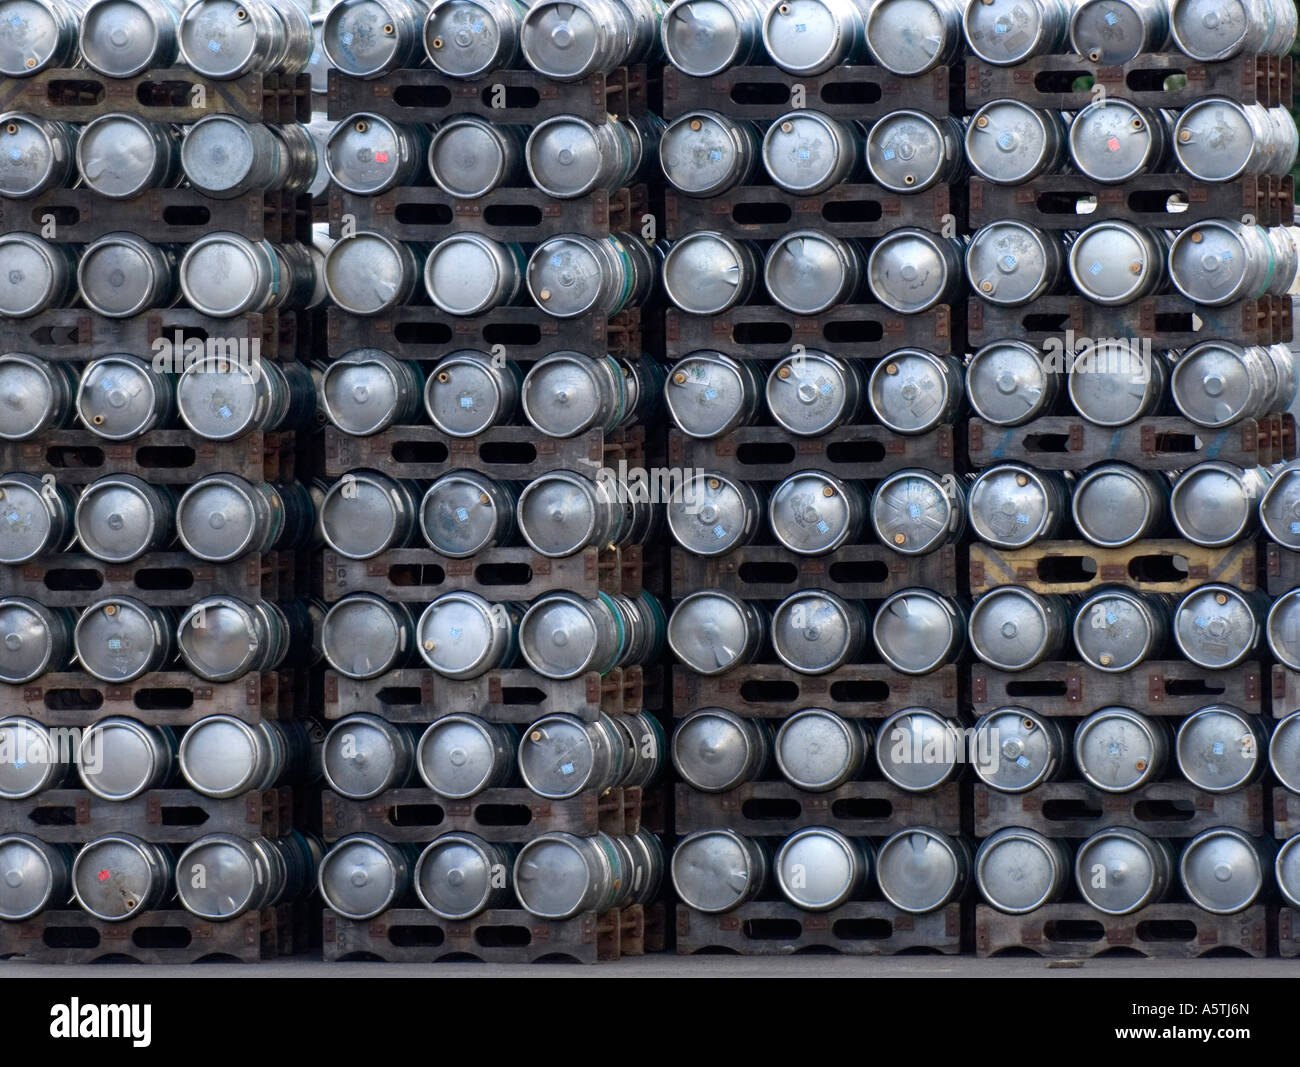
[
  {"left": 1265, "top": 543, "right": 1300, "bottom": 596},
  {"left": 676, "top": 901, "right": 964, "bottom": 955},
  {"left": 1274, "top": 789, "right": 1300, "bottom": 840},
  {"left": 1272, "top": 665, "right": 1300, "bottom": 717},
  {"left": 673, "top": 664, "right": 960, "bottom": 718},
  {"left": 1279, "top": 908, "right": 1300, "bottom": 957}
]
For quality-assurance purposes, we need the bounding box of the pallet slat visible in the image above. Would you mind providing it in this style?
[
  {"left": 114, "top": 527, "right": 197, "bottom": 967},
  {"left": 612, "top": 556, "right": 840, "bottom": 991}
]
[{"left": 676, "top": 901, "right": 964, "bottom": 955}]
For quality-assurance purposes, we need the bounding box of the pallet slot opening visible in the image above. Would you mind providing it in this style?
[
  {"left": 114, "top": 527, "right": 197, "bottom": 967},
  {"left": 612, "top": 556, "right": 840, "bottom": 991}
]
[
  {"left": 131, "top": 925, "right": 193, "bottom": 948},
  {"left": 46, "top": 79, "right": 106, "bottom": 107},
  {"left": 474, "top": 924, "right": 531, "bottom": 947},
  {"left": 1021, "top": 313, "right": 1072, "bottom": 332},
  {"left": 738, "top": 797, "right": 803, "bottom": 820},
  {"left": 29, "top": 324, "right": 81, "bottom": 347},
  {"left": 1033, "top": 191, "right": 1097, "bottom": 216},
  {"left": 1135, "top": 919, "right": 1198, "bottom": 941},
  {"left": 1039, "top": 798, "right": 1104, "bottom": 820},
  {"left": 732, "top": 202, "right": 793, "bottom": 225},
  {"left": 1132, "top": 798, "right": 1195, "bottom": 822},
  {"left": 133, "top": 568, "right": 198, "bottom": 591},
  {"left": 1035, "top": 555, "right": 1097, "bottom": 583},
  {"left": 738, "top": 679, "right": 800, "bottom": 703},
  {"left": 741, "top": 917, "right": 803, "bottom": 939},
  {"left": 133, "top": 689, "right": 194, "bottom": 710},
  {"left": 44, "top": 444, "right": 105, "bottom": 469},
  {"left": 1126, "top": 69, "right": 1188, "bottom": 92},
  {"left": 44, "top": 688, "right": 103, "bottom": 712},
  {"left": 734, "top": 440, "right": 796, "bottom": 465},
  {"left": 1032, "top": 70, "right": 1093, "bottom": 93},
  {"left": 42, "top": 926, "right": 99, "bottom": 948},
  {"left": 823, "top": 320, "right": 885, "bottom": 343},
  {"left": 28, "top": 805, "right": 76, "bottom": 826},
  {"left": 499, "top": 685, "right": 546, "bottom": 705},
  {"left": 1149, "top": 429, "right": 1203, "bottom": 453},
  {"left": 727, "top": 81, "right": 792, "bottom": 106},
  {"left": 732, "top": 320, "right": 794, "bottom": 345},
  {"left": 1152, "top": 312, "right": 1199, "bottom": 335},
  {"left": 821, "top": 200, "right": 884, "bottom": 224},
  {"left": 386, "top": 802, "right": 445, "bottom": 827},
  {"left": 1128, "top": 553, "right": 1189, "bottom": 583},
  {"left": 825, "top": 559, "right": 890, "bottom": 583},
  {"left": 160, "top": 204, "right": 212, "bottom": 226},
  {"left": 473, "top": 562, "right": 533, "bottom": 585},
  {"left": 32, "top": 205, "right": 79, "bottom": 226},
  {"left": 1042, "top": 918, "right": 1105, "bottom": 941},
  {"left": 482, "top": 322, "right": 543, "bottom": 346},
  {"left": 1003, "top": 679, "right": 1069, "bottom": 697},
  {"left": 735, "top": 561, "right": 800, "bottom": 585},
  {"left": 390, "top": 440, "right": 451, "bottom": 464},
  {"left": 393, "top": 202, "right": 455, "bottom": 226},
  {"left": 137, "top": 81, "right": 197, "bottom": 109},
  {"left": 829, "top": 797, "right": 893, "bottom": 819},
  {"left": 472, "top": 803, "right": 532, "bottom": 826},
  {"left": 1126, "top": 189, "right": 1188, "bottom": 213},
  {"left": 392, "top": 320, "right": 454, "bottom": 344},
  {"left": 1020, "top": 431, "right": 1072, "bottom": 454},
  {"left": 819, "top": 82, "right": 882, "bottom": 106},
  {"left": 375, "top": 686, "right": 422, "bottom": 706},
  {"left": 389, "top": 84, "right": 453, "bottom": 109},
  {"left": 824, "top": 439, "right": 886, "bottom": 463},
  {"left": 158, "top": 804, "right": 211, "bottom": 826},
  {"left": 137, "top": 446, "right": 197, "bottom": 469},
  {"left": 1162, "top": 678, "right": 1226, "bottom": 697},
  {"left": 830, "top": 917, "right": 894, "bottom": 940},
  {"left": 387, "top": 564, "right": 448, "bottom": 587},
  {"left": 389, "top": 924, "right": 446, "bottom": 947},
  {"left": 827, "top": 680, "right": 890, "bottom": 702},
  {"left": 481, "top": 203, "right": 544, "bottom": 227},
  {"left": 476, "top": 441, "right": 538, "bottom": 464},
  {"left": 42, "top": 568, "right": 105, "bottom": 591}
]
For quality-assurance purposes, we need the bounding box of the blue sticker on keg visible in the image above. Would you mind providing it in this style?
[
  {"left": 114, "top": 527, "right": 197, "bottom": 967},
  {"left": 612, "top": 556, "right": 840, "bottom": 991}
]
[
  {"left": 560, "top": 762, "right": 574, "bottom": 775},
  {"left": 459, "top": 396, "right": 474, "bottom": 407},
  {"left": 713, "top": 524, "right": 727, "bottom": 539},
  {"left": 709, "top": 149, "right": 722, "bottom": 161},
  {"left": 341, "top": 32, "right": 354, "bottom": 44},
  {"left": 908, "top": 503, "right": 921, "bottom": 518},
  {"left": 456, "top": 507, "right": 469, "bottom": 522},
  {"left": 1291, "top": 522, "right": 1300, "bottom": 533},
  {"left": 1108, "top": 743, "right": 1119, "bottom": 755},
  {"left": 7, "top": 149, "right": 19, "bottom": 161},
  {"left": 882, "top": 148, "right": 896, "bottom": 161},
  {"left": 1194, "top": 615, "right": 1208, "bottom": 628},
  {"left": 218, "top": 405, "right": 232, "bottom": 420},
  {"left": 108, "top": 638, "right": 122, "bottom": 650},
  {"left": 1106, "top": 610, "right": 1118, "bottom": 624},
  {"left": 704, "top": 388, "right": 718, "bottom": 400},
  {"left": 8, "top": 15, "right": 21, "bottom": 26},
  {"left": 1089, "top": 261, "right": 1103, "bottom": 275},
  {"left": 12, "top": 757, "right": 24, "bottom": 769},
  {"left": 994, "top": 23, "right": 1008, "bottom": 32},
  {"left": 1212, "top": 741, "right": 1225, "bottom": 755},
  {"left": 1016, "top": 513, "right": 1029, "bottom": 524},
  {"left": 3, "top": 510, "right": 17, "bottom": 525},
  {"left": 1000, "top": 255, "right": 1016, "bottom": 270},
  {"left": 1015, "top": 755, "right": 1030, "bottom": 767},
  {"left": 816, "top": 520, "right": 829, "bottom": 534},
  {"left": 550, "top": 254, "right": 563, "bottom": 266},
  {"left": 473, "top": 20, "right": 484, "bottom": 31},
  {"left": 798, "top": 148, "right": 810, "bottom": 160},
  {"left": 449, "top": 627, "right": 462, "bottom": 640},
  {"left": 795, "top": 22, "right": 806, "bottom": 31},
  {"left": 208, "top": 40, "right": 222, "bottom": 52},
  {"left": 1104, "top": 10, "right": 1118, "bottom": 23},
  {"left": 997, "top": 132, "right": 1013, "bottom": 149},
  {"left": 1221, "top": 251, "right": 1233, "bottom": 262},
  {"left": 819, "top": 381, "right": 832, "bottom": 395}
]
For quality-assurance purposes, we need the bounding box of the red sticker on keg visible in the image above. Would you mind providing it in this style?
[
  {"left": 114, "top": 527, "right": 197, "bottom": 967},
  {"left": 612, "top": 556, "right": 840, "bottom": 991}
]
[
  {"left": 1106, "top": 137, "right": 1120, "bottom": 152},
  {"left": 98, "top": 869, "right": 111, "bottom": 882},
  {"left": 375, "top": 152, "right": 390, "bottom": 163}
]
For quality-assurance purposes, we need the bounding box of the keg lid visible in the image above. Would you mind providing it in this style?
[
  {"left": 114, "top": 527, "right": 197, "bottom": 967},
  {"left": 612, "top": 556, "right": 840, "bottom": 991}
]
[
  {"left": 72, "top": 834, "right": 160, "bottom": 920},
  {"left": 969, "top": 588, "right": 1057, "bottom": 671},
  {"left": 871, "top": 469, "right": 958, "bottom": 556},
  {"left": 175, "top": 835, "right": 264, "bottom": 919},
  {"left": 518, "top": 593, "right": 604, "bottom": 679},
  {"left": 1069, "top": 221, "right": 1159, "bottom": 303},
  {"left": 1071, "top": 0, "right": 1152, "bottom": 63},
  {"left": 964, "top": 0, "right": 1055, "bottom": 63},
  {"left": 665, "top": 351, "right": 755, "bottom": 438},
  {"left": 1072, "top": 463, "right": 1161, "bottom": 548},
  {"left": 0, "top": 113, "right": 62, "bottom": 198},
  {"left": 322, "top": 349, "right": 408, "bottom": 436},
  {"left": 662, "top": 0, "right": 748, "bottom": 76},
  {"left": 976, "top": 828, "right": 1062, "bottom": 914},
  {"left": 1170, "top": 463, "right": 1253, "bottom": 548},
  {"left": 873, "top": 591, "right": 959, "bottom": 676},
  {"left": 0, "top": 601, "right": 60, "bottom": 685},
  {"left": 308, "top": 17, "right": 329, "bottom": 94},
  {"left": 176, "top": 474, "right": 268, "bottom": 563},
  {"left": 765, "top": 230, "right": 852, "bottom": 315},
  {"left": 668, "top": 590, "right": 754, "bottom": 673},
  {"left": 672, "top": 708, "right": 762, "bottom": 792},
  {"left": 1267, "top": 591, "right": 1300, "bottom": 671},
  {"left": 429, "top": 117, "right": 511, "bottom": 199},
  {"left": 666, "top": 471, "right": 756, "bottom": 557},
  {"left": 1260, "top": 463, "right": 1300, "bottom": 549},
  {"left": 324, "top": 715, "right": 407, "bottom": 800},
  {"left": 971, "top": 708, "right": 1058, "bottom": 791},
  {"left": 966, "top": 341, "right": 1052, "bottom": 426},
  {"left": 527, "top": 234, "right": 607, "bottom": 318},
  {"left": 1170, "top": 341, "right": 1257, "bottom": 428},
  {"left": 1068, "top": 343, "right": 1159, "bottom": 427},
  {"left": 761, "top": 111, "right": 846, "bottom": 195},
  {"left": 79, "top": 717, "right": 167, "bottom": 800},
  {"left": 770, "top": 470, "right": 858, "bottom": 555},
  {"left": 0, "top": 3, "right": 68, "bottom": 76},
  {"left": 0, "top": 235, "right": 61, "bottom": 316},
  {"left": 663, "top": 111, "right": 748, "bottom": 198},
  {"left": 1075, "top": 707, "right": 1163, "bottom": 791},
  {"left": 516, "top": 471, "right": 602, "bottom": 558},
  {"left": 1168, "top": 221, "right": 1255, "bottom": 305},
  {"left": 967, "top": 221, "right": 1054, "bottom": 305},
  {"left": 78, "top": 353, "right": 164, "bottom": 442},
  {"left": 671, "top": 829, "right": 761, "bottom": 913},
  {"left": 78, "top": 235, "right": 163, "bottom": 319},
  {"left": 418, "top": 716, "right": 503, "bottom": 799},
  {"left": 522, "top": 352, "right": 612, "bottom": 438},
  {"left": 318, "top": 835, "right": 404, "bottom": 919},
  {"left": 518, "top": 715, "right": 601, "bottom": 798},
  {"left": 876, "top": 828, "right": 963, "bottom": 914},
  {"left": 772, "top": 592, "right": 860, "bottom": 674},
  {"left": 1075, "top": 828, "right": 1164, "bottom": 915},
  {"left": 1170, "top": 0, "right": 1252, "bottom": 60},
  {"left": 1174, "top": 585, "right": 1258, "bottom": 669},
  {"left": 182, "top": 232, "right": 272, "bottom": 318},
  {"left": 416, "top": 592, "right": 504, "bottom": 678},
  {"left": 416, "top": 833, "right": 499, "bottom": 918},
  {"left": 326, "top": 113, "right": 409, "bottom": 196},
  {"left": 1173, "top": 97, "right": 1256, "bottom": 182},
  {"left": 322, "top": 0, "right": 409, "bottom": 76},
  {"left": 1276, "top": 834, "right": 1300, "bottom": 909},
  {"left": 875, "top": 708, "right": 961, "bottom": 791},
  {"left": 762, "top": 0, "right": 847, "bottom": 75},
  {"left": 76, "top": 475, "right": 161, "bottom": 564},
  {"left": 1180, "top": 828, "right": 1264, "bottom": 914},
  {"left": 75, "top": 599, "right": 166, "bottom": 683},
  {"left": 421, "top": 472, "right": 508, "bottom": 558},
  {"left": 765, "top": 350, "right": 856, "bottom": 437},
  {"left": 1069, "top": 100, "right": 1159, "bottom": 183},
  {"left": 520, "top": 0, "right": 603, "bottom": 80},
  {"left": 866, "top": 228, "right": 952, "bottom": 314},
  {"left": 181, "top": 114, "right": 260, "bottom": 195},
  {"left": 662, "top": 231, "right": 751, "bottom": 315},
  {"left": 965, "top": 100, "right": 1056, "bottom": 185},
  {"left": 0, "top": 834, "right": 59, "bottom": 921},
  {"left": 1176, "top": 706, "right": 1261, "bottom": 792},
  {"left": 775, "top": 709, "right": 860, "bottom": 790},
  {"left": 0, "top": 473, "right": 57, "bottom": 564},
  {"left": 425, "top": 351, "right": 512, "bottom": 438},
  {"left": 176, "top": 356, "right": 268, "bottom": 442},
  {"left": 513, "top": 833, "right": 602, "bottom": 917},
  {"left": 527, "top": 115, "right": 611, "bottom": 199},
  {"left": 0, "top": 717, "right": 60, "bottom": 798},
  {"left": 179, "top": 715, "right": 265, "bottom": 798},
  {"left": 180, "top": 0, "right": 278, "bottom": 78},
  {"left": 177, "top": 597, "right": 262, "bottom": 683},
  {"left": 324, "top": 232, "right": 410, "bottom": 316},
  {"left": 868, "top": 349, "right": 956, "bottom": 435},
  {"left": 865, "top": 111, "right": 948, "bottom": 192},
  {"left": 79, "top": 0, "right": 168, "bottom": 77},
  {"left": 1073, "top": 588, "right": 1160, "bottom": 672},
  {"left": 321, "top": 594, "right": 407, "bottom": 679},
  {"left": 968, "top": 464, "right": 1055, "bottom": 549},
  {"left": 425, "top": 234, "right": 512, "bottom": 317},
  {"left": 77, "top": 114, "right": 165, "bottom": 199},
  {"left": 776, "top": 827, "right": 862, "bottom": 910},
  {"left": 865, "top": 0, "right": 952, "bottom": 75},
  {"left": 425, "top": 0, "right": 509, "bottom": 78},
  {"left": 321, "top": 471, "right": 405, "bottom": 560}
]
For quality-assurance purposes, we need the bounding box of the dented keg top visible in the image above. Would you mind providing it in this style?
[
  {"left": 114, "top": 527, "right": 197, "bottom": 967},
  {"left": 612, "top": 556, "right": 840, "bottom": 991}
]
[
  {"left": 976, "top": 828, "right": 1063, "bottom": 913},
  {"left": 77, "top": 114, "right": 169, "bottom": 200},
  {"left": 668, "top": 589, "right": 755, "bottom": 672},
  {"left": 1180, "top": 828, "right": 1265, "bottom": 914},
  {"left": 970, "top": 589, "right": 1058, "bottom": 672},
  {"left": 865, "top": 0, "right": 954, "bottom": 74},
  {"left": 426, "top": 351, "right": 513, "bottom": 437},
  {"left": 765, "top": 350, "right": 855, "bottom": 436},
  {"left": 416, "top": 833, "right": 499, "bottom": 918},
  {"left": 874, "top": 590, "right": 959, "bottom": 675},
  {"left": 1067, "top": 343, "right": 1159, "bottom": 427},
  {"left": 322, "top": 594, "right": 408, "bottom": 679},
  {"left": 1261, "top": 464, "right": 1300, "bottom": 548},
  {"left": 775, "top": 709, "right": 860, "bottom": 790},
  {"left": 519, "top": 592, "right": 609, "bottom": 679},
  {"left": 762, "top": 0, "right": 854, "bottom": 75},
  {"left": 1072, "top": 463, "right": 1162, "bottom": 547},
  {"left": 1174, "top": 585, "right": 1258, "bottom": 668},
  {"left": 422, "top": 472, "right": 508, "bottom": 557},
  {"left": 964, "top": 0, "right": 1059, "bottom": 63},
  {"left": 79, "top": 0, "right": 173, "bottom": 78},
  {"left": 76, "top": 474, "right": 163, "bottom": 564},
  {"left": 666, "top": 351, "right": 756, "bottom": 438},
  {"left": 1070, "top": 100, "right": 1161, "bottom": 183},
  {"left": 969, "top": 464, "right": 1056, "bottom": 548},
  {"left": 0, "top": 353, "right": 60, "bottom": 441},
  {"left": 876, "top": 828, "right": 963, "bottom": 913},
  {"left": 528, "top": 116, "right": 613, "bottom": 199},
  {"left": 1270, "top": 711, "right": 1300, "bottom": 793},
  {"left": 1069, "top": 222, "right": 1159, "bottom": 303},
  {"left": 519, "top": 715, "right": 605, "bottom": 797},
  {"left": 967, "top": 221, "right": 1055, "bottom": 305},
  {"left": 662, "top": 0, "right": 749, "bottom": 75},
  {"left": 1170, "top": 0, "right": 1258, "bottom": 60},
  {"left": 869, "top": 349, "right": 956, "bottom": 435},
  {"left": 0, "top": 716, "right": 61, "bottom": 797},
  {"left": 1174, "top": 98, "right": 1262, "bottom": 182},
  {"left": 865, "top": 111, "right": 949, "bottom": 192},
  {"left": 324, "top": 232, "right": 412, "bottom": 316},
  {"left": 318, "top": 834, "right": 404, "bottom": 919},
  {"left": 179, "top": 714, "right": 269, "bottom": 798},
  {"left": 966, "top": 341, "right": 1052, "bottom": 425},
  {"left": 776, "top": 827, "right": 862, "bottom": 910},
  {"left": 769, "top": 470, "right": 859, "bottom": 555},
  {"left": 522, "top": 352, "right": 612, "bottom": 438},
  {"left": 1073, "top": 588, "right": 1160, "bottom": 672},
  {"left": 662, "top": 232, "right": 752, "bottom": 315},
  {"left": 425, "top": 0, "right": 512, "bottom": 78},
  {"left": 772, "top": 591, "right": 859, "bottom": 673},
  {"left": 419, "top": 716, "right": 503, "bottom": 798},
  {"left": 176, "top": 835, "right": 268, "bottom": 919},
  {"left": 323, "top": 0, "right": 412, "bottom": 76},
  {"left": 1075, "top": 828, "right": 1165, "bottom": 914},
  {"left": 867, "top": 229, "right": 954, "bottom": 314},
  {"left": 672, "top": 829, "right": 762, "bottom": 913},
  {"left": 1075, "top": 707, "right": 1163, "bottom": 791},
  {"left": 176, "top": 355, "right": 268, "bottom": 441},
  {"left": 72, "top": 834, "right": 163, "bottom": 920},
  {"left": 965, "top": 100, "right": 1057, "bottom": 185},
  {"left": 1176, "top": 705, "right": 1262, "bottom": 792},
  {"left": 0, "top": 473, "right": 60, "bottom": 564},
  {"left": 516, "top": 471, "right": 605, "bottom": 557},
  {"left": 765, "top": 230, "right": 854, "bottom": 315},
  {"left": 321, "top": 471, "right": 406, "bottom": 560},
  {"left": 0, "top": 601, "right": 61, "bottom": 684},
  {"left": 972, "top": 707, "right": 1058, "bottom": 791},
  {"left": 0, "top": 1, "right": 72, "bottom": 76},
  {"left": 762, "top": 110, "right": 848, "bottom": 194},
  {"left": 177, "top": 597, "right": 263, "bottom": 682},
  {"left": 0, "top": 834, "right": 60, "bottom": 921},
  {"left": 667, "top": 471, "right": 755, "bottom": 556},
  {"left": 875, "top": 708, "right": 961, "bottom": 790},
  {"left": 79, "top": 716, "right": 169, "bottom": 800},
  {"left": 513, "top": 833, "right": 608, "bottom": 917},
  {"left": 181, "top": 114, "right": 263, "bottom": 194},
  {"left": 324, "top": 715, "right": 407, "bottom": 799},
  {"left": 871, "top": 469, "right": 958, "bottom": 555},
  {"left": 0, "top": 113, "right": 64, "bottom": 197},
  {"left": 1071, "top": 0, "right": 1155, "bottom": 62},
  {"left": 429, "top": 118, "right": 512, "bottom": 199},
  {"left": 179, "top": 0, "right": 279, "bottom": 78},
  {"left": 1172, "top": 341, "right": 1269, "bottom": 428},
  {"left": 322, "top": 349, "right": 408, "bottom": 436},
  {"left": 527, "top": 234, "right": 608, "bottom": 318},
  {"left": 418, "top": 592, "right": 507, "bottom": 677},
  {"left": 1168, "top": 221, "right": 1257, "bottom": 305},
  {"left": 177, "top": 474, "right": 270, "bottom": 562},
  {"left": 672, "top": 708, "right": 762, "bottom": 792},
  {"left": 0, "top": 234, "right": 63, "bottom": 316},
  {"left": 1170, "top": 463, "right": 1254, "bottom": 547}
]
